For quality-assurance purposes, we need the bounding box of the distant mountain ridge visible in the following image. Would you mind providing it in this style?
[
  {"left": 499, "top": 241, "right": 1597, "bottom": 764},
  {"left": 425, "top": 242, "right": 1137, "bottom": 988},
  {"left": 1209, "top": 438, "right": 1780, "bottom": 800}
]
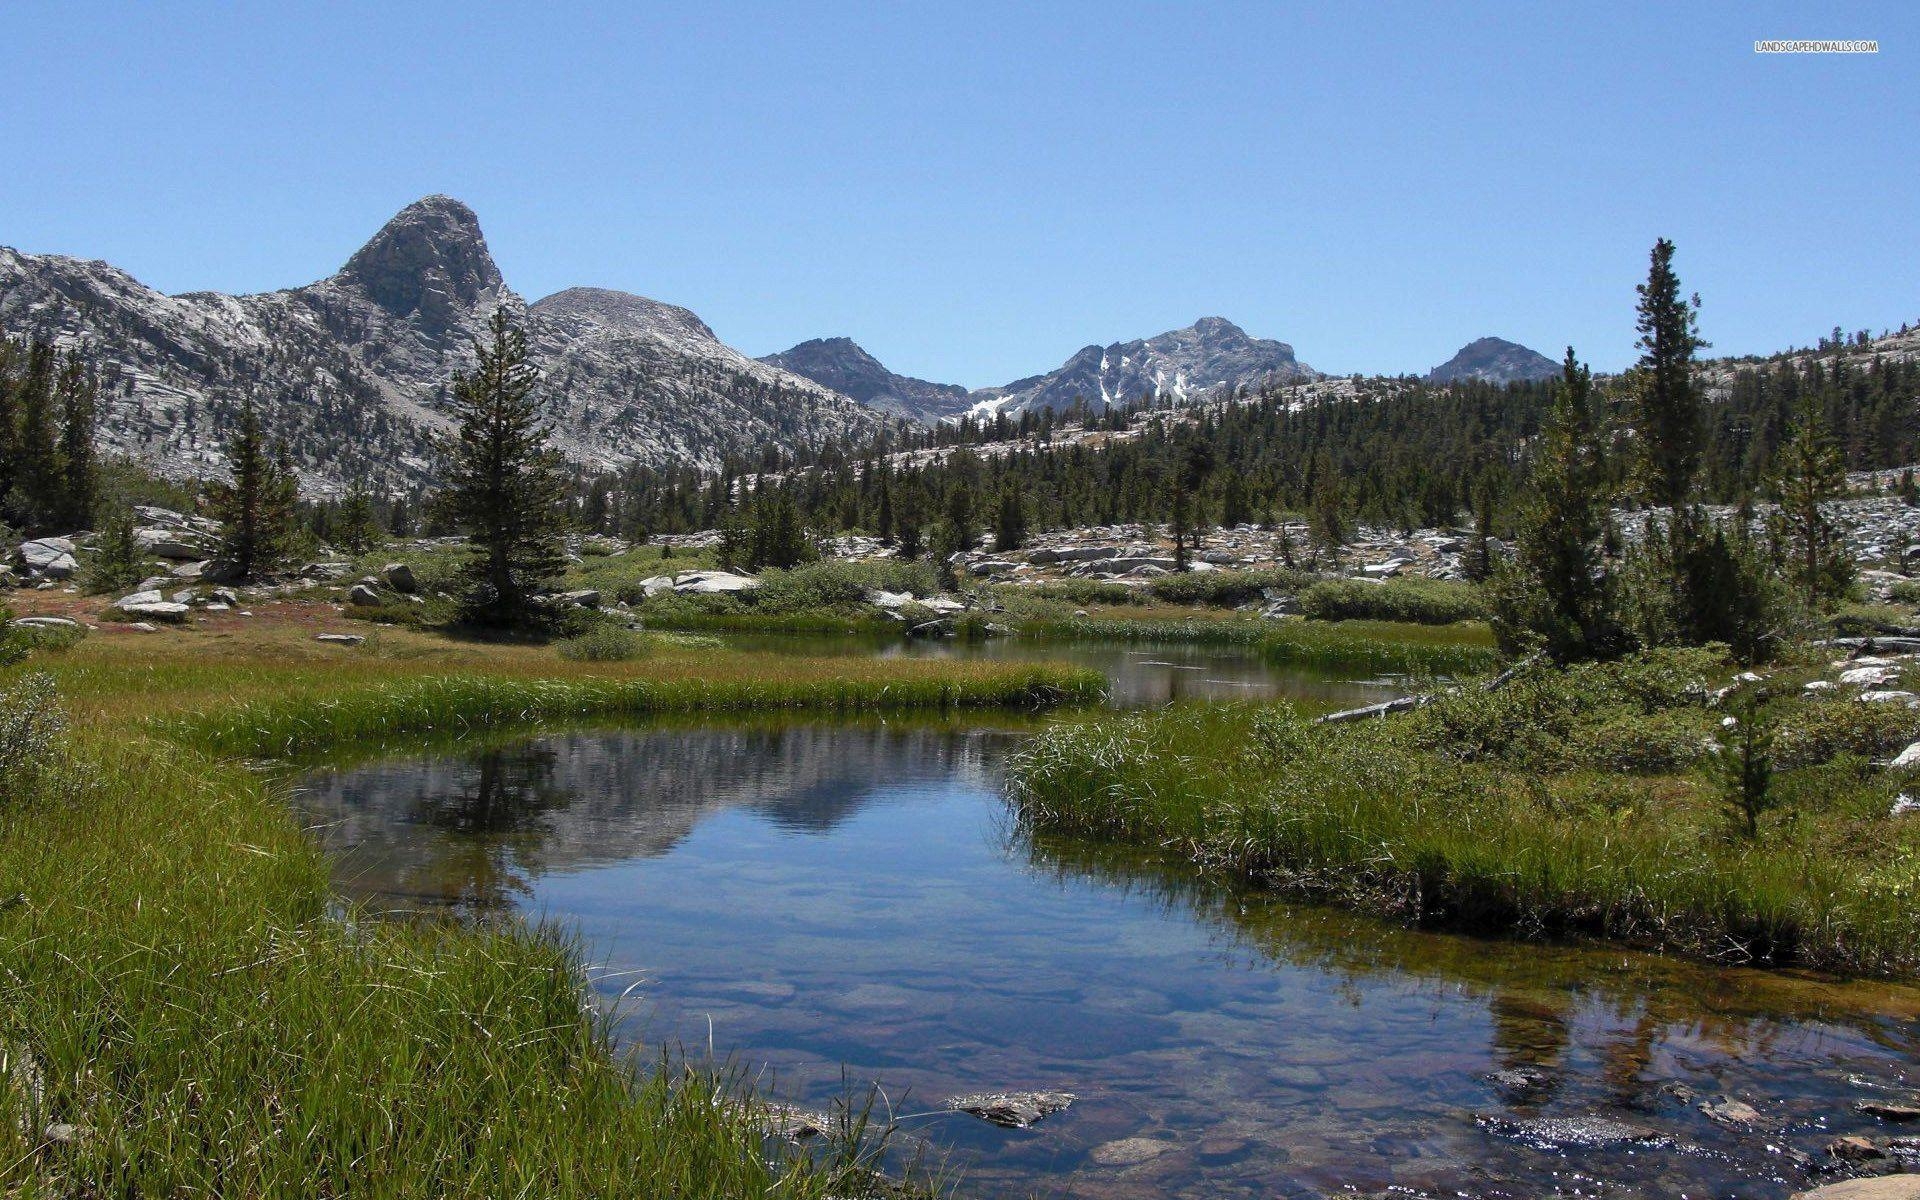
[
  {"left": 770, "top": 316, "right": 1322, "bottom": 426},
  {"left": 1426, "top": 336, "right": 1559, "bottom": 384},
  {"left": 969, "top": 316, "right": 1319, "bottom": 417},
  {"left": 759, "top": 337, "right": 972, "bottom": 425},
  {"left": 0, "top": 196, "right": 885, "bottom": 492}
]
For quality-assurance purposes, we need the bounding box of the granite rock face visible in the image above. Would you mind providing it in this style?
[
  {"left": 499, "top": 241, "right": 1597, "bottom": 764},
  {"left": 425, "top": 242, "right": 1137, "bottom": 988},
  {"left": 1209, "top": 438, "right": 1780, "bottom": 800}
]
[
  {"left": 760, "top": 337, "right": 972, "bottom": 425},
  {"left": 0, "top": 197, "right": 884, "bottom": 494}
]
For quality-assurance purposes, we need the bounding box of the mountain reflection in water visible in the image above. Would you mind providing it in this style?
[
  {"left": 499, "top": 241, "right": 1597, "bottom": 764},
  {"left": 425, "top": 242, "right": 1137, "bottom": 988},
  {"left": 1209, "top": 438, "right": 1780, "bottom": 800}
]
[{"left": 298, "top": 721, "right": 1920, "bottom": 1200}]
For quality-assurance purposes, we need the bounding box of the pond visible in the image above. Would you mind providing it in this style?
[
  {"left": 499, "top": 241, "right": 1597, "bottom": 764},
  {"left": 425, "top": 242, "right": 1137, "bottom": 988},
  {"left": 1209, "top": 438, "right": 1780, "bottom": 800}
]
[
  {"left": 296, "top": 711, "right": 1920, "bottom": 1199},
  {"left": 716, "top": 631, "right": 1404, "bottom": 709}
]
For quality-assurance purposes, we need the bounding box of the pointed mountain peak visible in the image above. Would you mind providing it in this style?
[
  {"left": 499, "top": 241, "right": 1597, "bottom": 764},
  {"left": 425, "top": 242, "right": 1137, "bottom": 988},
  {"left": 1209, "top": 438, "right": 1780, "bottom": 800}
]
[
  {"left": 1188, "top": 315, "right": 1246, "bottom": 337},
  {"left": 335, "top": 195, "right": 503, "bottom": 329}
]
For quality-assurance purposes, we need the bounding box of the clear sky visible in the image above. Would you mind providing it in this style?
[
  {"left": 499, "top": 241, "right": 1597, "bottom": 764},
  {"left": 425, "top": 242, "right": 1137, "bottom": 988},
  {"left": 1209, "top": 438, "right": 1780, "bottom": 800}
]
[{"left": 2, "top": 1, "right": 1913, "bottom": 386}]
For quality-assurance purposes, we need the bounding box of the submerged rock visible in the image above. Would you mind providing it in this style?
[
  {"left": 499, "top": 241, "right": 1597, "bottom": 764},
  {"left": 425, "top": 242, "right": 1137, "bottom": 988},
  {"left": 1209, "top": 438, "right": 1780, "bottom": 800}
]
[
  {"left": 1088, "top": 1136, "right": 1173, "bottom": 1166},
  {"left": 1857, "top": 1099, "right": 1920, "bottom": 1121},
  {"left": 1487, "top": 1066, "right": 1553, "bottom": 1097},
  {"left": 945, "top": 1090, "right": 1076, "bottom": 1129},
  {"left": 1698, "top": 1095, "right": 1765, "bottom": 1128},
  {"left": 1793, "top": 1179, "right": 1920, "bottom": 1200},
  {"left": 1477, "top": 1114, "right": 1671, "bottom": 1149}
]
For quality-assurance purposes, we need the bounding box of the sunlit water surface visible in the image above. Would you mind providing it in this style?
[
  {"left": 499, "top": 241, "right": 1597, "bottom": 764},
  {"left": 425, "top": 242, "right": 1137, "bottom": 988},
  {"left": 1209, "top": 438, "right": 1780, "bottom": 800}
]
[{"left": 294, "top": 651, "right": 1920, "bottom": 1199}]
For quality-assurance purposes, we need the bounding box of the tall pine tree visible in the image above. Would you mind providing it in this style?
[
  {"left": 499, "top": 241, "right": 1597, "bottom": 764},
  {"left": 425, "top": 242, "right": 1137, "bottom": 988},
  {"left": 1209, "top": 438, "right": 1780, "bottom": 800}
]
[
  {"left": 1494, "top": 349, "right": 1624, "bottom": 660},
  {"left": 1771, "top": 389, "right": 1852, "bottom": 608},
  {"left": 1631, "top": 237, "right": 1708, "bottom": 514},
  {"left": 442, "top": 311, "right": 568, "bottom": 629},
  {"left": 207, "top": 396, "right": 298, "bottom": 579}
]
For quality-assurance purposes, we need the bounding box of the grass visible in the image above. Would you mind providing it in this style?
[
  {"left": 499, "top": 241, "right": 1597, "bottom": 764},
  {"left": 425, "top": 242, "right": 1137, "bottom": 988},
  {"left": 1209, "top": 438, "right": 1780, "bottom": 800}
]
[
  {"left": 1297, "top": 577, "right": 1488, "bottom": 625},
  {"left": 0, "top": 621, "right": 1101, "bottom": 1195},
  {"left": 1015, "top": 609, "right": 1501, "bottom": 675},
  {"left": 1008, "top": 646, "right": 1920, "bottom": 977}
]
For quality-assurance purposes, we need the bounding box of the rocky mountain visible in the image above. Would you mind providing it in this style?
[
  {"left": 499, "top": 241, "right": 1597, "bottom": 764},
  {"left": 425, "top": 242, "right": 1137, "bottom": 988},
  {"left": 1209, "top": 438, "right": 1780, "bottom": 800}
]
[
  {"left": 969, "top": 316, "right": 1319, "bottom": 417},
  {"left": 0, "top": 196, "right": 885, "bottom": 494},
  {"left": 1426, "top": 337, "right": 1559, "bottom": 385},
  {"left": 759, "top": 337, "right": 972, "bottom": 425}
]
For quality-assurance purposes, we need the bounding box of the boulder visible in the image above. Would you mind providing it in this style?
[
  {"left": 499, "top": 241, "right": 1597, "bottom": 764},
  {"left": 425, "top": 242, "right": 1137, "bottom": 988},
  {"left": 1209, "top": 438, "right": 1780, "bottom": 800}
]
[
  {"left": 382, "top": 563, "right": 418, "bottom": 593},
  {"left": 969, "top": 560, "right": 1022, "bottom": 578},
  {"left": 673, "top": 571, "right": 759, "bottom": 595},
  {"left": 347, "top": 584, "right": 382, "bottom": 607},
  {"left": 116, "top": 600, "right": 189, "bottom": 623},
  {"left": 1841, "top": 666, "right": 1901, "bottom": 687},
  {"left": 12, "top": 615, "right": 78, "bottom": 630},
  {"left": 136, "top": 529, "right": 213, "bottom": 560},
  {"left": 114, "top": 590, "right": 164, "bottom": 609},
  {"left": 869, "top": 590, "right": 914, "bottom": 610},
  {"left": 1892, "top": 742, "right": 1920, "bottom": 769},
  {"left": 559, "top": 589, "right": 601, "bottom": 609},
  {"left": 15, "top": 540, "right": 78, "bottom": 579},
  {"left": 638, "top": 574, "right": 675, "bottom": 597},
  {"left": 1860, "top": 691, "right": 1920, "bottom": 707},
  {"left": 315, "top": 633, "right": 365, "bottom": 646}
]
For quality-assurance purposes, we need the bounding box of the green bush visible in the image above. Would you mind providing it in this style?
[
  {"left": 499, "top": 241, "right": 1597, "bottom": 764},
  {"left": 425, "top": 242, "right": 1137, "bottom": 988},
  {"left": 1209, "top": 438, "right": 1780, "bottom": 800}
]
[
  {"left": 0, "top": 673, "right": 67, "bottom": 802},
  {"left": 1774, "top": 697, "right": 1920, "bottom": 768},
  {"left": 1890, "top": 579, "right": 1920, "bottom": 605},
  {"left": 1298, "top": 577, "right": 1488, "bottom": 625},
  {"left": 1149, "top": 568, "right": 1312, "bottom": 608},
  {"left": 1020, "top": 578, "right": 1147, "bottom": 607},
  {"left": 1570, "top": 708, "right": 1715, "bottom": 774},
  {"left": 754, "top": 559, "right": 939, "bottom": 614},
  {"left": 557, "top": 624, "right": 648, "bottom": 662}
]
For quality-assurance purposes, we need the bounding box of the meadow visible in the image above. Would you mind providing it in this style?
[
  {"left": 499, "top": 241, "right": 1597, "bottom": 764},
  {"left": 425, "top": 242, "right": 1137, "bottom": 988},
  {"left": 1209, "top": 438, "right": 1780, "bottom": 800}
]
[{"left": 0, "top": 619, "right": 1099, "bottom": 1197}]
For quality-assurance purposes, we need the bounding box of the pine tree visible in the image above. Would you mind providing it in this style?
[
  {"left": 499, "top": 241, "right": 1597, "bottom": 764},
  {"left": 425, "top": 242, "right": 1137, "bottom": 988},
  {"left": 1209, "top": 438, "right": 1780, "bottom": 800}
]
[
  {"left": 0, "top": 340, "right": 18, "bottom": 508},
  {"left": 1308, "top": 461, "right": 1347, "bottom": 569},
  {"left": 1631, "top": 238, "right": 1709, "bottom": 514},
  {"left": 207, "top": 396, "right": 298, "bottom": 579},
  {"left": 992, "top": 484, "right": 1027, "bottom": 553},
  {"left": 85, "top": 504, "right": 146, "bottom": 594},
  {"left": 1493, "top": 348, "right": 1624, "bottom": 660},
  {"left": 335, "top": 479, "right": 383, "bottom": 554},
  {"left": 1771, "top": 389, "right": 1852, "bottom": 608},
  {"left": 441, "top": 311, "right": 568, "bottom": 629},
  {"left": 56, "top": 350, "right": 98, "bottom": 530},
  {"left": 8, "top": 338, "right": 58, "bottom": 529}
]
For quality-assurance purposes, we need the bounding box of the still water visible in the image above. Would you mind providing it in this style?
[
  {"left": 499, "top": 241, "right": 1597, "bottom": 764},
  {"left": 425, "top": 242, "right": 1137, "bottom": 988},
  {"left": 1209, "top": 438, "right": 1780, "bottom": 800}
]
[
  {"left": 297, "top": 709, "right": 1920, "bottom": 1199},
  {"left": 716, "top": 632, "right": 1406, "bottom": 709}
]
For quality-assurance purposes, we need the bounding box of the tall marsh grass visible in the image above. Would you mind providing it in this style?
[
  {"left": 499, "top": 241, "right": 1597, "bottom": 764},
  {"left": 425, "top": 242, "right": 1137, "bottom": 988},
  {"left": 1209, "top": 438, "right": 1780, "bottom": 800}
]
[
  {"left": 157, "top": 664, "right": 1102, "bottom": 760},
  {"left": 1007, "top": 650, "right": 1920, "bottom": 976},
  {"left": 1017, "top": 613, "right": 1500, "bottom": 675},
  {"left": 0, "top": 692, "right": 912, "bottom": 1196}
]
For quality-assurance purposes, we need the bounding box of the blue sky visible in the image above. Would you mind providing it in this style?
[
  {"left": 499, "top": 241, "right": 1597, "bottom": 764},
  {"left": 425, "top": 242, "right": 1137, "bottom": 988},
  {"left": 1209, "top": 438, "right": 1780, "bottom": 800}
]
[{"left": 3, "top": 1, "right": 1912, "bottom": 385}]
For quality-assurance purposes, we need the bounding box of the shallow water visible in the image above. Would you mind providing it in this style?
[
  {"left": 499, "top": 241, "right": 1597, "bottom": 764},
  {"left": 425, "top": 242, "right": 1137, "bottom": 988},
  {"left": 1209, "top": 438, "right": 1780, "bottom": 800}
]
[
  {"left": 718, "top": 631, "right": 1404, "bottom": 709},
  {"left": 297, "top": 715, "right": 1920, "bottom": 1199}
]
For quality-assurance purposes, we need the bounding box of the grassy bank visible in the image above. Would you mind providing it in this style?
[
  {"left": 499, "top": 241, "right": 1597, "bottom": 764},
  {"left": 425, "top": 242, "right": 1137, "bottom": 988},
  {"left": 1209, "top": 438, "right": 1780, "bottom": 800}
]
[
  {"left": 1008, "top": 647, "right": 1920, "bottom": 976},
  {"left": 160, "top": 660, "right": 1100, "bottom": 760},
  {"left": 1015, "top": 611, "right": 1500, "bottom": 675},
  {"left": 0, "top": 634, "right": 1100, "bottom": 1194}
]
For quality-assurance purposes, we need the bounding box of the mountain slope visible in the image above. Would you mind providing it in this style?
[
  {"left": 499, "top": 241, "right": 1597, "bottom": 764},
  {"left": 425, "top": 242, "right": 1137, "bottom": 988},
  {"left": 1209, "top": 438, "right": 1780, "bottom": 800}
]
[
  {"left": 0, "top": 196, "right": 883, "bottom": 493},
  {"left": 971, "top": 316, "right": 1318, "bottom": 416},
  {"left": 759, "top": 337, "right": 972, "bottom": 425},
  {"left": 1426, "top": 336, "right": 1559, "bottom": 384}
]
